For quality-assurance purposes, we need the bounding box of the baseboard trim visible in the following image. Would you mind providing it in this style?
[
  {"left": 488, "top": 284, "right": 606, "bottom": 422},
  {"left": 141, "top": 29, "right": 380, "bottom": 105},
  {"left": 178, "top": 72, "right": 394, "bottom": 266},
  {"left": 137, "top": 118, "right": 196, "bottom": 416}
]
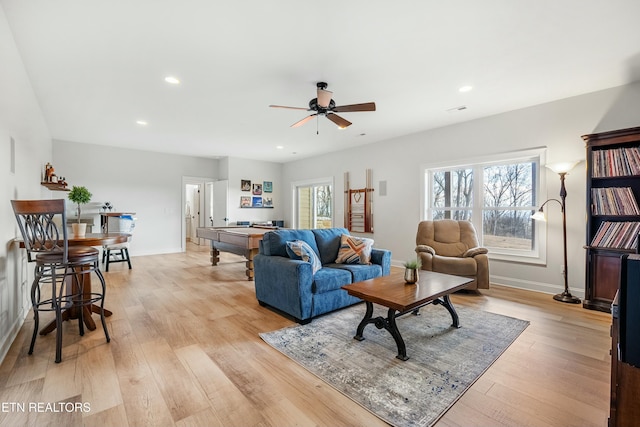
[
  {"left": 0, "top": 308, "right": 27, "bottom": 366},
  {"left": 490, "top": 274, "right": 585, "bottom": 299}
]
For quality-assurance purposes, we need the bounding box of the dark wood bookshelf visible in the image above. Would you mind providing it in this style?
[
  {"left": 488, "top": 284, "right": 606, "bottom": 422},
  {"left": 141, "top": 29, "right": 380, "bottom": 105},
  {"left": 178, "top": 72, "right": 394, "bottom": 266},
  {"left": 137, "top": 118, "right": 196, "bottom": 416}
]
[{"left": 583, "top": 126, "right": 640, "bottom": 313}]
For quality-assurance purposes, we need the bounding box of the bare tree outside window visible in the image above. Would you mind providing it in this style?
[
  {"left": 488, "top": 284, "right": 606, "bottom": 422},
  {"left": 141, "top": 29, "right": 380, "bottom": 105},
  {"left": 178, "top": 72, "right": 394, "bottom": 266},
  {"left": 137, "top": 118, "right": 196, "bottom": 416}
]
[
  {"left": 316, "top": 185, "right": 332, "bottom": 228},
  {"left": 432, "top": 169, "right": 473, "bottom": 220},
  {"left": 483, "top": 162, "right": 535, "bottom": 250},
  {"left": 428, "top": 159, "right": 539, "bottom": 254}
]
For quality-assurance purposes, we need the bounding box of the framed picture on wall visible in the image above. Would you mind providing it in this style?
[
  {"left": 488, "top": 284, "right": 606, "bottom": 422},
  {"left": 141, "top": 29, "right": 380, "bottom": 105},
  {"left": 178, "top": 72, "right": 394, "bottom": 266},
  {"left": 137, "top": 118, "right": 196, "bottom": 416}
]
[
  {"left": 241, "top": 180, "right": 251, "bottom": 191},
  {"left": 263, "top": 197, "right": 273, "bottom": 207},
  {"left": 240, "top": 196, "right": 251, "bottom": 207},
  {"left": 252, "top": 196, "right": 263, "bottom": 207},
  {"left": 252, "top": 183, "right": 262, "bottom": 195},
  {"left": 263, "top": 181, "right": 273, "bottom": 193}
]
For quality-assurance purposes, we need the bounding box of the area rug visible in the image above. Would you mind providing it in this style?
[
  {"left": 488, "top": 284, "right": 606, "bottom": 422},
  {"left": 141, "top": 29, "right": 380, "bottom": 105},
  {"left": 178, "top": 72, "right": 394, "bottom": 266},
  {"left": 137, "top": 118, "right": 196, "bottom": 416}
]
[{"left": 260, "top": 303, "right": 529, "bottom": 427}]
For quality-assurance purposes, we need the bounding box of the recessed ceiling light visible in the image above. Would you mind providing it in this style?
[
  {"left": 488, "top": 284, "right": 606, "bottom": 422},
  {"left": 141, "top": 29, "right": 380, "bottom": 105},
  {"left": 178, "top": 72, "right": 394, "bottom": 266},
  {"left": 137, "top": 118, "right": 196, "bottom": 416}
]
[
  {"left": 459, "top": 85, "right": 473, "bottom": 93},
  {"left": 276, "top": 145, "right": 284, "bottom": 150},
  {"left": 164, "top": 76, "right": 180, "bottom": 85},
  {"left": 136, "top": 120, "right": 148, "bottom": 126}
]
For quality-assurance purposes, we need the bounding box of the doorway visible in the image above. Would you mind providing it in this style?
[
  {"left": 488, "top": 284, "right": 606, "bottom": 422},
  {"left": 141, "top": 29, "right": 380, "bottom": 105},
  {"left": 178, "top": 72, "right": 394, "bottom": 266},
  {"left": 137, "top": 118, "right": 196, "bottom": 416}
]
[{"left": 182, "top": 176, "right": 219, "bottom": 251}]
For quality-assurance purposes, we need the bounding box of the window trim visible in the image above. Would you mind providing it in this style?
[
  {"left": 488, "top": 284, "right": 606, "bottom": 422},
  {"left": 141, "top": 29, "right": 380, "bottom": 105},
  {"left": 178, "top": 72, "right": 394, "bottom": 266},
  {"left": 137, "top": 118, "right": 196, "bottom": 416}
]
[{"left": 420, "top": 147, "right": 548, "bottom": 265}]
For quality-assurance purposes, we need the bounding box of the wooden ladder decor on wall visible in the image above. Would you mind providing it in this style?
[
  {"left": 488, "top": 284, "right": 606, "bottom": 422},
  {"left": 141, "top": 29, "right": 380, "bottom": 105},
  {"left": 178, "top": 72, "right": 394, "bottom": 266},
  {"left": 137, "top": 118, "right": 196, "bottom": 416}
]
[{"left": 344, "top": 169, "right": 374, "bottom": 233}]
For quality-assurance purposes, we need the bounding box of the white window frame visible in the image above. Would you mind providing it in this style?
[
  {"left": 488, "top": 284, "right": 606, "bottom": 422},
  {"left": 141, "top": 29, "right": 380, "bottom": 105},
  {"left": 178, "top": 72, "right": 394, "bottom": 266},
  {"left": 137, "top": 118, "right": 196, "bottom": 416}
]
[
  {"left": 421, "top": 147, "right": 548, "bottom": 265},
  {"left": 291, "top": 177, "right": 335, "bottom": 230}
]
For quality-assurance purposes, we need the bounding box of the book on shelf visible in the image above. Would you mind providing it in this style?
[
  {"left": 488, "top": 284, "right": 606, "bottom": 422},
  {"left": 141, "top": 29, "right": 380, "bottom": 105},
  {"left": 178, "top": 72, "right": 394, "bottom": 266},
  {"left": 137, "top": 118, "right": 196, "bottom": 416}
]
[
  {"left": 590, "top": 221, "right": 640, "bottom": 250},
  {"left": 592, "top": 146, "right": 640, "bottom": 177},
  {"left": 591, "top": 187, "right": 640, "bottom": 215}
]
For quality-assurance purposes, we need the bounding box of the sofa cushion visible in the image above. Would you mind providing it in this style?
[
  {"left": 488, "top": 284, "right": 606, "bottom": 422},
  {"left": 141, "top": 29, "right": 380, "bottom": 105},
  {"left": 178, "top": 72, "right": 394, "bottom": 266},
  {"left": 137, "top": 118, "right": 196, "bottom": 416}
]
[
  {"left": 286, "top": 240, "right": 322, "bottom": 274},
  {"left": 335, "top": 234, "right": 374, "bottom": 264},
  {"left": 312, "top": 228, "right": 349, "bottom": 265},
  {"left": 313, "top": 267, "right": 353, "bottom": 294},
  {"left": 326, "top": 263, "right": 383, "bottom": 282},
  {"left": 261, "top": 229, "right": 319, "bottom": 258}
]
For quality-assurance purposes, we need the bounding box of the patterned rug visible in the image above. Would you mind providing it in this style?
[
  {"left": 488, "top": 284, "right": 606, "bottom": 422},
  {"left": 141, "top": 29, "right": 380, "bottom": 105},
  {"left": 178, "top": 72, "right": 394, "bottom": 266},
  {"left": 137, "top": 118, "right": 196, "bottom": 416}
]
[{"left": 260, "top": 303, "right": 529, "bottom": 427}]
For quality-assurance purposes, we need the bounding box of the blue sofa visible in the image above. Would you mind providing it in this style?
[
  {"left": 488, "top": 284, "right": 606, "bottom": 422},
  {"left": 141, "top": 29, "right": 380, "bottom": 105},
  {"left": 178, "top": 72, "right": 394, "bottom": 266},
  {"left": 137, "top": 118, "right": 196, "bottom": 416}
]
[{"left": 253, "top": 228, "right": 391, "bottom": 323}]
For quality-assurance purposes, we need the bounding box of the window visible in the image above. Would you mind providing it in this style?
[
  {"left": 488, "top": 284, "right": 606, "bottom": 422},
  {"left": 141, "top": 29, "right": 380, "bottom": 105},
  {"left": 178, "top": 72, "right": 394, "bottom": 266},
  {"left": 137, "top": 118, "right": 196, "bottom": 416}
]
[
  {"left": 482, "top": 162, "right": 536, "bottom": 251},
  {"left": 293, "top": 178, "right": 334, "bottom": 229},
  {"left": 424, "top": 149, "right": 545, "bottom": 262},
  {"left": 432, "top": 168, "right": 473, "bottom": 221}
]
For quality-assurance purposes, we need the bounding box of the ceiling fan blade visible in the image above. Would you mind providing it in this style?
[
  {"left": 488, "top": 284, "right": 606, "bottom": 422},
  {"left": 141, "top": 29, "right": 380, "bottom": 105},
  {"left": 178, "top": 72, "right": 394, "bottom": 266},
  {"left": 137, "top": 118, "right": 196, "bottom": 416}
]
[
  {"left": 317, "top": 89, "right": 333, "bottom": 108},
  {"left": 291, "top": 114, "right": 317, "bottom": 128},
  {"left": 269, "top": 104, "right": 309, "bottom": 111},
  {"left": 333, "top": 102, "right": 376, "bottom": 113},
  {"left": 326, "top": 113, "right": 352, "bottom": 129}
]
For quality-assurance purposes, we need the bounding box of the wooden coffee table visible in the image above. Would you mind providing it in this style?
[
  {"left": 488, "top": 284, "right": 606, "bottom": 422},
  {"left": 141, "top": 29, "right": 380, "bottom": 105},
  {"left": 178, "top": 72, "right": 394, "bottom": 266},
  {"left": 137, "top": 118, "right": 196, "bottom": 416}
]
[{"left": 342, "top": 269, "right": 473, "bottom": 361}]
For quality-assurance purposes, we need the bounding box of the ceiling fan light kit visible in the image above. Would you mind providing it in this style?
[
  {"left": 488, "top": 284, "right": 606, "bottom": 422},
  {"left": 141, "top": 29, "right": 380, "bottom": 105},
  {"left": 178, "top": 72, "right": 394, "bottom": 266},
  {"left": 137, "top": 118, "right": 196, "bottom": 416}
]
[{"left": 270, "top": 82, "right": 375, "bottom": 132}]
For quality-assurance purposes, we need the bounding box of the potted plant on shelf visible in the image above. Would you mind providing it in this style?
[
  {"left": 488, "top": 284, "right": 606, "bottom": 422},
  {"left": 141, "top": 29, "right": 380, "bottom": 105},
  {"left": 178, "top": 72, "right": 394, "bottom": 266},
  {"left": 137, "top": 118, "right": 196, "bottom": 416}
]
[
  {"left": 403, "top": 258, "right": 422, "bottom": 284},
  {"left": 68, "top": 185, "right": 92, "bottom": 237}
]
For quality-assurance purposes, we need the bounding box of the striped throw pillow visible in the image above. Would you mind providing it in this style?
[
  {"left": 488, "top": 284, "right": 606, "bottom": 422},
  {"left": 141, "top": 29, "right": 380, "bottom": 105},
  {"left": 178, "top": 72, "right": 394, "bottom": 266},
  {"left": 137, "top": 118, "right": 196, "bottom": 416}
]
[
  {"left": 285, "top": 240, "right": 322, "bottom": 274},
  {"left": 335, "top": 234, "right": 374, "bottom": 265}
]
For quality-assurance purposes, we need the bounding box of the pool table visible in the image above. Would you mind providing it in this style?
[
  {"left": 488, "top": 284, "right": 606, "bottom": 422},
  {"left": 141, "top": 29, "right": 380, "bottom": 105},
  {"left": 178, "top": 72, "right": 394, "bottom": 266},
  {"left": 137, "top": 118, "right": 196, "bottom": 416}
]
[{"left": 196, "top": 226, "right": 276, "bottom": 280}]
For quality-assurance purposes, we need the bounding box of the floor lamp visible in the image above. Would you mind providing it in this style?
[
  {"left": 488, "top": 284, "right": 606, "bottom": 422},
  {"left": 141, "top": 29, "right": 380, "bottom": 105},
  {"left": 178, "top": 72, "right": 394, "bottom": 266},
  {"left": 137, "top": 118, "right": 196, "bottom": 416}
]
[{"left": 531, "top": 161, "right": 581, "bottom": 304}]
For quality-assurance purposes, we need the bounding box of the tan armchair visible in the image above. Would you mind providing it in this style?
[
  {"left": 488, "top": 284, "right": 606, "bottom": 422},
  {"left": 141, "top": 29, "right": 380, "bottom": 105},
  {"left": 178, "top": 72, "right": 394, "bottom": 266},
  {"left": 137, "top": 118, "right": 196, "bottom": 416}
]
[{"left": 415, "top": 220, "right": 489, "bottom": 290}]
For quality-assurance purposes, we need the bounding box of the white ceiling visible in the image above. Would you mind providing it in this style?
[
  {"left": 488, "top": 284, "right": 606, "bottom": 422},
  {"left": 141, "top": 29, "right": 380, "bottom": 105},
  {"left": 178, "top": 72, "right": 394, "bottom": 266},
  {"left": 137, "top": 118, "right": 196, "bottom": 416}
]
[{"left": 3, "top": 1, "right": 640, "bottom": 163}]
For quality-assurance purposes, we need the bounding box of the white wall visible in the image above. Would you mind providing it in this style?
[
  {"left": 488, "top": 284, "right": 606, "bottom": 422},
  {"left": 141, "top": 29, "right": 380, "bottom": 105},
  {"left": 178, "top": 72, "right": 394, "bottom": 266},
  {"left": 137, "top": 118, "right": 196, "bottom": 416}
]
[
  {"left": 53, "top": 140, "right": 218, "bottom": 255},
  {"left": 226, "top": 157, "right": 284, "bottom": 226},
  {"left": 282, "top": 81, "right": 640, "bottom": 298},
  {"left": 0, "top": 4, "right": 53, "bottom": 362}
]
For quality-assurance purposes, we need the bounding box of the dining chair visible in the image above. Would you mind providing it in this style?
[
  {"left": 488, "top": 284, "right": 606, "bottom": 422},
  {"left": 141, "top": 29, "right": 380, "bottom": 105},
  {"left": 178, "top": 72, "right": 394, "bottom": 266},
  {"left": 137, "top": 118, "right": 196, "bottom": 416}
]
[
  {"left": 102, "top": 215, "right": 135, "bottom": 271},
  {"left": 11, "top": 199, "right": 110, "bottom": 363}
]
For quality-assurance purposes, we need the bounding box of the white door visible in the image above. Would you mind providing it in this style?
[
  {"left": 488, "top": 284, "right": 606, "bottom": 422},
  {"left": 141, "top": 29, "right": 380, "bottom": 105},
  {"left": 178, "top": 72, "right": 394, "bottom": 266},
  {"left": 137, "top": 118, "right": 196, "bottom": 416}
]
[
  {"left": 211, "top": 180, "right": 229, "bottom": 227},
  {"left": 191, "top": 185, "right": 200, "bottom": 241},
  {"left": 185, "top": 184, "right": 201, "bottom": 242},
  {"left": 205, "top": 181, "right": 214, "bottom": 227}
]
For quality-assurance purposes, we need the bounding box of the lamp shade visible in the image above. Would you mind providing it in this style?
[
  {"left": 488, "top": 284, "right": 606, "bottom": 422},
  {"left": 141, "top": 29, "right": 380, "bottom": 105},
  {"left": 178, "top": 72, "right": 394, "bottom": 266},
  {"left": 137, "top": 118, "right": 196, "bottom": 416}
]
[
  {"left": 531, "top": 210, "right": 546, "bottom": 221},
  {"left": 546, "top": 161, "right": 580, "bottom": 174}
]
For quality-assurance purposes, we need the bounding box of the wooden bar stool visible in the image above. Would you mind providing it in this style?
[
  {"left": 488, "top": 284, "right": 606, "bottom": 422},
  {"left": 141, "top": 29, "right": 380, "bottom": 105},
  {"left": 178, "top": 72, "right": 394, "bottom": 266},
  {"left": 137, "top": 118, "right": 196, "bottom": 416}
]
[{"left": 11, "top": 199, "right": 110, "bottom": 363}]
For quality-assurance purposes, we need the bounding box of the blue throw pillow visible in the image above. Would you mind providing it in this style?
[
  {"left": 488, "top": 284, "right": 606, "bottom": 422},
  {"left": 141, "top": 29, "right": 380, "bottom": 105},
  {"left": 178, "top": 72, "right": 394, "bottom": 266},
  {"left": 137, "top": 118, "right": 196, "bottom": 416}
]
[{"left": 286, "top": 240, "right": 322, "bottom": 274}]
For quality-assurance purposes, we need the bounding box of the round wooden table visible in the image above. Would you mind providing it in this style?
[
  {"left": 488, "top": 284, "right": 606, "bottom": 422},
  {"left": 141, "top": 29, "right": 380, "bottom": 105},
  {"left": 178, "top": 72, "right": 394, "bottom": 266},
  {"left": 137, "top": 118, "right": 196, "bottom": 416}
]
[
  {"left": 68, "top": 232, "right": 130, "bottom": 247},
  {"left": 18, "top": 233, "right": 131, "bottom": 334}
]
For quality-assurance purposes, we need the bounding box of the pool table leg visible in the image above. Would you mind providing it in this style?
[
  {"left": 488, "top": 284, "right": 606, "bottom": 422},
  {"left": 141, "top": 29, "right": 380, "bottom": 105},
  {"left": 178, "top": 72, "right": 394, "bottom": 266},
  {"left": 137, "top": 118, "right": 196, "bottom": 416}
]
[
  {"left": 209, "top": 242, "right": 220, "bottom": 266},
  {"left": 245, "top": 248, "right": 259, "bottom": 281},
  {"left": 209, "top": 241, "right": 259, "bottom": 281}
]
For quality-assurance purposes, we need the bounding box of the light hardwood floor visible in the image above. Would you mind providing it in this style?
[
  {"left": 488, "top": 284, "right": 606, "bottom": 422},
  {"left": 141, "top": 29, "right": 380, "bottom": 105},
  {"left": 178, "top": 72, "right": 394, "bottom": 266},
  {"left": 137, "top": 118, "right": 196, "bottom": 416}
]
[{"left": 0, "top": 243, "right": 612, "bottom": 427}]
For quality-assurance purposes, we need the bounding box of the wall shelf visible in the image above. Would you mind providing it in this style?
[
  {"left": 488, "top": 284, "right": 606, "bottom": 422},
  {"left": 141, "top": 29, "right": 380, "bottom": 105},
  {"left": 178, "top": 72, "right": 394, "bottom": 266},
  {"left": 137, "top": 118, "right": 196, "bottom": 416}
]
[{"left": 41, "top": 182, "right": 69, "bottom": 191}]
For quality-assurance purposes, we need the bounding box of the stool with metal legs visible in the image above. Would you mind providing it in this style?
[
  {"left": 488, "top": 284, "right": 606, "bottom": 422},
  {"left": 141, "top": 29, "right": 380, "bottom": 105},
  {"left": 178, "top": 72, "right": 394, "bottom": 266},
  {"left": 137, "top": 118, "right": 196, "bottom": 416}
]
[
  {"left": 102, "top": 214, "right": 135, "bottom": 271},
  {"left": 11, "top": 199, "right": 110, "bottom": 363}
]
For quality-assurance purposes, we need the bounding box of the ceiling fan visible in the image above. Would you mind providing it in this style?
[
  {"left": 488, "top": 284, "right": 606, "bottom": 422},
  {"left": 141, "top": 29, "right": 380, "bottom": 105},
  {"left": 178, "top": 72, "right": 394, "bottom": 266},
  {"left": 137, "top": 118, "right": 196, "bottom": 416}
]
[{"left": 269, "top": 82, "right": 376, "bottom": 130}]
